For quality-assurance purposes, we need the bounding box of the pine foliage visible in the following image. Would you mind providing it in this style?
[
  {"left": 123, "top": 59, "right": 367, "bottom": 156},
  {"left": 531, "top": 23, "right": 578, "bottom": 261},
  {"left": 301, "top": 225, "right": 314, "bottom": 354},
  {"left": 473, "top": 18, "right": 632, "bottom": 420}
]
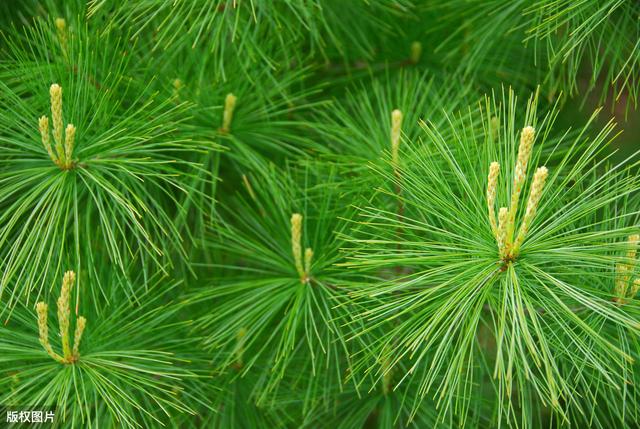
[{"left": 0, "top": 2, "right": 639, "bottom": 428}]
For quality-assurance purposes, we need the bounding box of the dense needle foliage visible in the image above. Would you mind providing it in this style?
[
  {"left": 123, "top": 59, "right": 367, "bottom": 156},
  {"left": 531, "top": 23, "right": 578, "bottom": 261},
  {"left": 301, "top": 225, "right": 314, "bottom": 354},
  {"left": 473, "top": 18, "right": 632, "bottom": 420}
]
[{"left": 0, "top": 1, "right": 639, "bottom": 428}]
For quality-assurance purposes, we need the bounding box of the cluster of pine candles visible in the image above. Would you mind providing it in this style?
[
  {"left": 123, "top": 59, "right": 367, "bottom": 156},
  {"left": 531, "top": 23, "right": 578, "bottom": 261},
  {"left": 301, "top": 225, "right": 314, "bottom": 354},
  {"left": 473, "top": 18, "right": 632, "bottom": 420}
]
[{"left": 0, "top": 2, "right": 639, "bottom": 429}]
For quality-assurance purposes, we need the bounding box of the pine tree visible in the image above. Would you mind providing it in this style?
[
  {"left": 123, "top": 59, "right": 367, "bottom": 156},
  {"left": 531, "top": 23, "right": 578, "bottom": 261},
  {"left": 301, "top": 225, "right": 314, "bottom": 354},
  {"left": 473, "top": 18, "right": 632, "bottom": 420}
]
[{"left": 0, "top": 2, "right": 639, "bottom": 428}]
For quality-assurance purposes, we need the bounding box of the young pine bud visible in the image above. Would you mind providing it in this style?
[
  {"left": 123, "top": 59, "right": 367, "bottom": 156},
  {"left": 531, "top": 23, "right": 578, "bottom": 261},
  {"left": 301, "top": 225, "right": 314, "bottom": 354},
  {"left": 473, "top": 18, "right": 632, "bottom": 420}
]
[
  {"left": 487, "top": 162, "right": 500, "bottom": 237},
  {"left": 410, "top": 41, "right": 422, "bottom": 64},
  {"left": 64, "top": 124, "right": 76, "bottom": 167},
  {"left": 490, "top": 116, "right": 500, "bottom": 141},
  {"left": 72, "top": 316, "right": 86, "bottom": 360},
  {"left": 50, "top": 84, "right": 64, "bottom": 159},
  {"left": 291, "top": 214, "right": 304, "bottom": 279},
  {"left": 36, "top": 302, "right": 65, "bottom": 363},
  {"left": 39, "top": 116, "right": 57, "bottom": 162},
  {"left": 55, "top": 18, "right": 68, "bottom": 56},
  {"left": 221, "top": 93, "right": 237, "bottom": 133},
  {"left": 514, "top": 127, "right": 536, "bottom": 186},
  {"left": 57, "top": 270, "right": 75, "bottom": 360},
  {"left": 625, "top": 234, "right": 639, "bottom": 262},
  {"left": 506, "top": 126, "right": 535, "bottom": 247},
  {"left": 614, "top": 263, "right": 628, "bottom": 303},
  {"left": 512, "top": 166, "right": 548, "bottom": 255},
  {"left": 391, "top": 109, "right": 403, "bottom": 169},
  {"left": 304, "top": 248, "right": 314, "bottom": 276},
  {"left": 497, "top": 207, "right": 508, "bottom": 258},
  {"left": 626, "top": 234, "right": 640, "bottom": 296},
  {"left": 614, "top": 234, "right": 640, "bottom": 302},
  {"left": 55, "top": 18, "right": 66, "bottom": 33}
]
